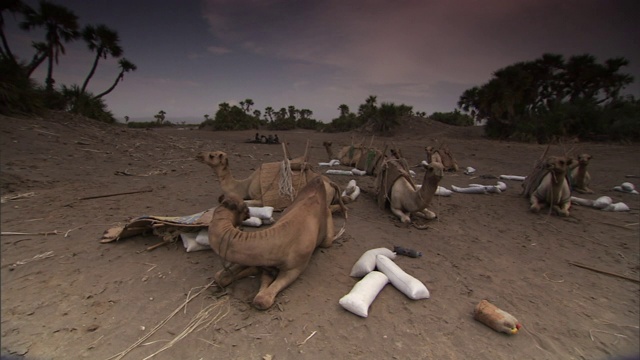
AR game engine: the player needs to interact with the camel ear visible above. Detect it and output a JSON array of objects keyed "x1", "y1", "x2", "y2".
[{"x1": 218, "y1": 194, "x2": 226, "y2": 204}]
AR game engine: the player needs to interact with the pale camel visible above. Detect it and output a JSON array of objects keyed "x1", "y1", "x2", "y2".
[
  {"x1": 208, "y1": 176, "x2": 346, "y2": 309},
  {"x1": 197, "y1": 150, "x2": 350, "y2": 211},
  {"x1": 528, "y1": 156, "x2": 574, "y2": 216},
  {"x1": 335, "y1": 144, "x2": 365, "y2": 167},
  {"x1": 569, "y1": 153, "x2": 593, "y2": 194},
  {"x1": 389, "y1": 162, "x2": 444, "y2": 224}
]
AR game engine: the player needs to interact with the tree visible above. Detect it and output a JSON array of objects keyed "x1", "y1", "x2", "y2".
[
  {"x1": 204, "y1": 114, "x2": 210, "y2": 121},
  {"x1": 92, "y1": 58, "x2": 136, "y2": 99},
  {"x1": 1, "y1": 0, "x2": 29, "y2": 64},
  {"x1": 20, "y1": 0, "x2": 80, "y2": 91},
  {"x1": 80, "y1": 24, "x2": 123, "y2": 93},
  {"x1": 457, "y1": 53, "x2": 636, "y2": 141},
  {"x1": 124, "y1": 115, "x2": 129, "y2": 123},
  {"x1": 264, "y1": 106, "x2": 274, "y2": 122},
  {"x1": 154, "y1": 110, "x2": 166, "y2": 124},
  {"x1": 338, "y1": 104, "x2": 350, "y2": 117}
]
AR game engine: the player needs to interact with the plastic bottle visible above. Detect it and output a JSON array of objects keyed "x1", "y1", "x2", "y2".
[{"x1": 393, "y1": 245, "x2": 422, "y2": 258}]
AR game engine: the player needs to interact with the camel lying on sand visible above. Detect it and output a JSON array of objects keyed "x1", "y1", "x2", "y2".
[
  {"x1": 377, "y1": 159, "x2": 444, "y2": 225},
  {"x1": 523, "y1": 155, "x2": 574, "y2": 216},
  {"x1": 425, "y1": 145, "x2": 459, "y2": 172},
  {"x1": 208, "y1": 176, "x2": 346, "y2": 309},
  {"x1": 569, "y1": 153, "x2": 593, "y2": 194},
  {"x1": 197, "y1": 150, "x2": 349, "y2": 211}
]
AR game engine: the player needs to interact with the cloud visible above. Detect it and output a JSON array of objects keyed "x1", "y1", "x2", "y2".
[{"x1": 207, "y1": 45, "x2": 232, "y2": 55}]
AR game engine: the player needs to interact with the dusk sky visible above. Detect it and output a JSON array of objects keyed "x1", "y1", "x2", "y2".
[{"x1": 4, "y1": 0, "x2": 640, "y2": 123}]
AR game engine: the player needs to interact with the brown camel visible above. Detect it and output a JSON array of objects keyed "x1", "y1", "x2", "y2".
[{"x1": 208, "y1": 176, "x2": 346, "y2": 309}]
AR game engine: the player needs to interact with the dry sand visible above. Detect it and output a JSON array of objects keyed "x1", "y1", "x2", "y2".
[{"x1": 1, "y1": 112, "x2": 638, "y2": 359}]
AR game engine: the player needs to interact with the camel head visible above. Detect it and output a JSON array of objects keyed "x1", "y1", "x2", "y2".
[
  {"x1": 322, "y1": 141, "x2": 332, "y2": 147},
  {"x1": 425, "y1": 146, "x2": 435, "y2": 155},
  {"x1": 423, "y1": 161, "x2": 444, "y2": 182},
  {"x1": 217, "y1": 193, "x2": 250, "y2": 226},
  {"x1": 545, "y1": 156, "x2": 572, "y2": 177},
  {"x1": 197, "y1": 151, "x2": 229, "y2": 170},
  {"x1": 576, "y1": 153, "x2": 592, "y2": 166}
]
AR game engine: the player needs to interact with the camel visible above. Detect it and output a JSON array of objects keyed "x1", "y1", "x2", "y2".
[
  {"x1": 425, "y1": 145, "x2": 459, "y2": 172},
  {"x1": 197, "y1": 150, "x2": 349, "y2": 211},
  {"x1": 569, "y1": 153, "x2": 593, "y2": 194},
  {"x1": 208, "y1": 176, "x2": 346, "y2": 309},
  {"x1": 322, "y1": 141, "x2": 335, "y2": 161},
  {"x1": 524, "y1": 155, "x2": 574, "y2": 216},
  {"x1": 377, "y1": 159, "x2": 444, "y2": 225}
]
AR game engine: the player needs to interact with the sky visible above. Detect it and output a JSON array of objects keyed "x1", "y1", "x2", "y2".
[{"x1": 4, "y1": 0, "x2": 640, "y2": 123}]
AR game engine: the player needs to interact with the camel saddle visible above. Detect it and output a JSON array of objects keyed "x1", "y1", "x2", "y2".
[{"x1": 375, "y1": 158, "x2": 414, "y2": 210}]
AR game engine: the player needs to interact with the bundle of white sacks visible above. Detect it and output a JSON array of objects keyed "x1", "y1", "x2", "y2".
[
  {"x1": 570, "y1": 196, "x2": 630, "y2": 212},
  {"x1": 339, "y1": 247, "x2": 430, "y2": 318}
]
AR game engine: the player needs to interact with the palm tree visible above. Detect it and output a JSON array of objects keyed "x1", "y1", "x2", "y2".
[
  {"x1": 93, "y1": 58, "x2": 136, "y2": 99},
  {"x1": 154, "y1": 110, "x2": 166, "y2": 124},
  {"x1": 26, "y1": 41, "x2": 48, "y2": 75},
  {"x1": 1, "y1": 0, "x2": 30, "y2": 64},
  {"x1": 264, "y1": 106, "x2": 274, "y2": 122},
  {"x1": 20, "y1": 0, "x2": 80, "y2": 91},
  {"x1": 80, "y1": 24, "x2": 123, "y2": 93},
  {"x1": 338, "y1": 104, "x2": 350, "y2": 117}
]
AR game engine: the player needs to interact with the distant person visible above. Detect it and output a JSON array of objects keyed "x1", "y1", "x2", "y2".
[
  {"x1": 267, "y1": 134, "x2": 275, "y2": 144},
  {"x1": 274, "y1": 134, "x2": 280, "y2": 144},
  {"x1": 254, "y1": 132, "x2": 260, "y2": 143}
]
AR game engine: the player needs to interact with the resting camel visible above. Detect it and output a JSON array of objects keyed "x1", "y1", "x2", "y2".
[
  {"x1": 379, "y1": 160, "x2": 444, "y2": 224},
  {"x1": 425, "y1": 145, "x2": 459, "y2": 172},
  {"x1": 208, "y1": 176, "x2": 346, "y2": 309},
  {"x1": 322, "y1": 141, "x2": 335, "y2": 161},
  {"x1": 569, "y1": 153, "x2": 593, "y2": 194},
  {"x1": 197, "y1": 151, "x2": 349, "y2": 211},
  {"x1": 525, "y1": 155, "x2": 574, "y2": 216},
  {"x1": 335, "y1": 144, "x2": 365, "y2": 167}
]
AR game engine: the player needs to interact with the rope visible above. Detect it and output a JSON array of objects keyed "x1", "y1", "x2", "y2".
[{"x1": 279, "y1": 158, "x2": 295, "y2": 201}]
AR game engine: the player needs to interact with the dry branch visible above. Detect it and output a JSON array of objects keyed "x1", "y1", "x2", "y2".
[
  {"x1": 77, "y1": 188, "x2": 153, "y2": 201},
  {"x1": 568, "y1": 261, "x2": 639, "y2": 283}
]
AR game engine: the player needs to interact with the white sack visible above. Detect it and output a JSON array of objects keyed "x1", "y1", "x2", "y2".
[
  {"x1": 571, "y1": 196, "x2": 594, "y2": 207},
  {"x1": 249, "y1": 206, "x2": 274, "y2": 220},
  {"x1": 376, "y1": 255, "x2": 430, "y2": 300},
  {"x1": 415, "y1": 185, "x2": 453, "y2": 197},
  {"x1": 464, "y1": 167, "x2": 476, "y2": 175},
  {"x1": 326, "y1": 169, "x2": 354, "y2": 176},
  {"x1": 603, "y1": 202, "x2": 630, "y2": 212},
  {"x1": 500, "y1": 175, "x2": 526, "y2": 181},
  {"x1": 451, "y1": 185, "x2": 493, "y2": 194},
  {"x1": 181, "y1": 230, "x2": 210, "y2": 252},
  {"x1": 351, "y1": 168, "x2": 366, "y2": 176},
  {"x1": 194, "y1": 228, "x2": 210, "y2": 246},
  {"x1": 242, "y1": 216, "x2": 262, "y2": 227},
  {"x1": 350, "y1": 248, "x2": 397, "y2": 278},
  {"x1": 339, "y1": 271, "x2": 389, "y2": 318},
  {"x1": 593, "y1": 196, "x2": 612, "y2": 209}
]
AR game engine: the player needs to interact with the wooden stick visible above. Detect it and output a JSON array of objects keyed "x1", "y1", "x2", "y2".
[
  {"x1": 147, "y1": 241, "x2": 169, "y2": 251},
  {"x1": 568, "y1": 261, "x2": 639, "y2": 283},
  {"x1": 78, "y1": 188, "x2": 153, "y2": 201}
]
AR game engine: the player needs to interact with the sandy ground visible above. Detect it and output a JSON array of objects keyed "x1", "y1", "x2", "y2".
[{"x1": 1, "y1": 111, "x2": 639, "y2": 360}]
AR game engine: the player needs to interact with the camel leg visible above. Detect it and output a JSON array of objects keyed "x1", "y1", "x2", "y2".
[
  {"x1": 414, "y1": 209, "x2": 437, "y2": 220},
  {"x1": 320, "y1": 208, "x2": 336, "y2": 248},
  {"x1": 257, "y1": 268, "x2": 277, "y2": 293},
  {"x1": 215, "y1": 264, "x2": 260, "y2": 287},
  {"x1": 253, "y1": 268, "x2": 304, "y2": 310},
  {"x1": 390, "y1": 207, "x2": 411, "y2": 223},
  {"x1": 529, "y1": 195, "x2": 543, "y2": 213},
  {"x1": 553, "y1": 201, "x2": 571, "y2": 217}
]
